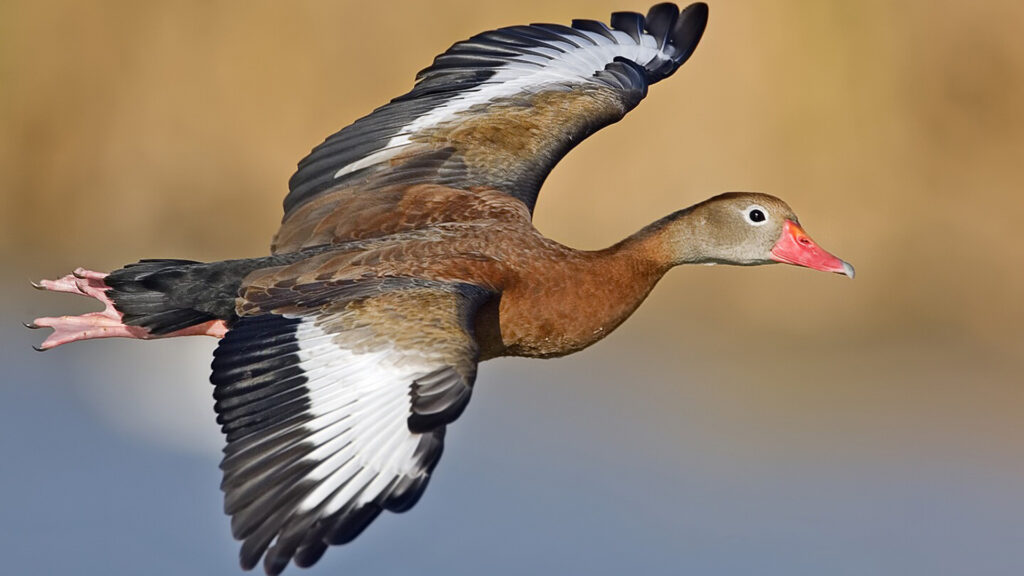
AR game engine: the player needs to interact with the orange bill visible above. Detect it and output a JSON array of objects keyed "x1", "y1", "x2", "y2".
[{"x1": 770, "y1": 220, "x2": 855, "y2": 278}]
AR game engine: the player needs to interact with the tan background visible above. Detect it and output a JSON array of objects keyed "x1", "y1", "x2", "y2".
[{"x1": 2, "y1": 2, "x2": 1022, "y2": 574}]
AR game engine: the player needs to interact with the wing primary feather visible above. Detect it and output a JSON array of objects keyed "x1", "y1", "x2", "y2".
[
  {"x1": 444, "y1": 43, "x2": 531, "y2": 58},
  {"x1": 223, "y1": 443, "x2": 320, "y2": 515},
  {"x1": 530, "y1": 23, "x2": 598, "y2": 47},
  {"x1": 293, "y1": 539, "x2": 329, "y2": 568},
  {"x1": 432, "y1": 54, "x2": 515, "y2": 70},
  {"x1": 645, "y1": 3, "x2": 681, "y2": 50},
  {"x1": 472, "y1": 28, "x2": 566, "y2": 52},
  {"x1": 670, "y1": 2, "x2": 709, "y2": 65},
  {"x1": 503, "y1": 24, "x2": 578, "y2": 47},
  {"x1": 571, "y1": 18, "x2": 620, "y2": 43},
  {"x1": 609, "y1": 11, "x2": 645, "y2": 43}
]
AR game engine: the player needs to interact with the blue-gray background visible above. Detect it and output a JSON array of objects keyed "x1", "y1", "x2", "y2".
[{"x1": 3, "y1": 1, "x2": 1022, "y2": 575}]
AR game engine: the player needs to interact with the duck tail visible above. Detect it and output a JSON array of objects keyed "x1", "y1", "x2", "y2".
[{"x1": 105, "y1": 259, "x2": 241, "y2": 335}]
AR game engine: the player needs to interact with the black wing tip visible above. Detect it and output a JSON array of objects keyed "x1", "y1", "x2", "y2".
[
  {"x1": 645, "y1": 3, "x2": 681, "y2": 49},
  {"x1": 683, "y1": 2, "x2": 710, "y2": 19},
  {"x1": 293, "y1": 540, "x2": 329, "y2": 568},
  {"x1": 671, "y1": 2, "x2": 709, "y2": 66},
  {"x1": 609, "y1": 11, "x2": 645, "y2": 44},
  {"x1": 607, "y1": 3, "x2": 708, "y2": 82}
]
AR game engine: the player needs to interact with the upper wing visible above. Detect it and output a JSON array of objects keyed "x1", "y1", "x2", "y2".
[
  {"x1": 211, "y1": 277, "x2": 492, "y2": 574},
  {"x1": 279, "y1": 3, "x2": 708, "y2": 232}
]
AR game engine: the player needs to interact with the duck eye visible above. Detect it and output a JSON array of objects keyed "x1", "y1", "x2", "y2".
[{"x1": 743, "y1": 205, "x2": 768, "y2": 225}]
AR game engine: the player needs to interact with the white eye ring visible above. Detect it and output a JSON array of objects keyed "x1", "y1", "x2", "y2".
[{"x1": 742, "y1": 204, "x2": 769, "y2": 226}]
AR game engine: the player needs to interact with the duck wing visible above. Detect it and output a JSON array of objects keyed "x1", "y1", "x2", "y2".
[
  {"x1": 212, "y1": 276, "x2": 492, "y2": 574},
  {"x1": 274, "y1": 3, "x2": 708, "y2": 253}
]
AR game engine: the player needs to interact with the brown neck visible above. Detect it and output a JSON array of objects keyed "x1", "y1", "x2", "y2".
[{"x1": 486, "y1": 224, "x2": 673, "y2": 359}]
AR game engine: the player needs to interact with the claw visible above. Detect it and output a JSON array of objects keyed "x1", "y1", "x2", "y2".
[
  {"x1": 30, "y1": 279, "x2": 44, "y2": 290},
  {"x1": 32, "y1": 345, "x2": 46, "y2": 352},
  {"x1": 23, "y1": 321, "x2": 39, "y2": 329}
]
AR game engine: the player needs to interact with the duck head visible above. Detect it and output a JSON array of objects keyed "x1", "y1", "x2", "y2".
[{"x1": 659, "y1": 192, "x2": 854, "y2": 278}]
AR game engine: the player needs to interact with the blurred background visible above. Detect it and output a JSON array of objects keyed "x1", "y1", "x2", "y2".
[{"x1": 3, "y1": 1, "x2": 1023, "y2": 574}]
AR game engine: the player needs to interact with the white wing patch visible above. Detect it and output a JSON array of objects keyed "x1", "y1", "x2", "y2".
[
  {"x1": 288, "y1": 319, "x2": 435, "y2": 513},
  {"x1": 331, "y1": 29, "x2": 666, "y2": 180}
]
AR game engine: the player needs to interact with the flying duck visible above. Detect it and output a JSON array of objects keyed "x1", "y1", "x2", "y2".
[{"x1": 29, "y1": 3, "x2": 853, "y2": 574}]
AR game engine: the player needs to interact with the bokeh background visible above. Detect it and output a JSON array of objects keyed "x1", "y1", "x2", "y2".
[{"x1": 3, "y1": 1, "x2": 1023, "y2": 574}]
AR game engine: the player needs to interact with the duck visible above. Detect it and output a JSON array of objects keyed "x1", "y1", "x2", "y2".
[{"x1": 28, "y1": 3, "x2": 853, "y2": 574}]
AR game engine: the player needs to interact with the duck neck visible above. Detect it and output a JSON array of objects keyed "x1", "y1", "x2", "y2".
[
  {"x1": 486, "y1": 227, "x2": 667, "y2": 359},
  {"x1": 609, "y1": 208, "x2": 705, "y2": 272}
]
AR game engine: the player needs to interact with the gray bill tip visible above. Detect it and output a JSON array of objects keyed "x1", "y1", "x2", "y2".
[{"x1": 841, "y1": 260, "x2": 855, "y2": 279}]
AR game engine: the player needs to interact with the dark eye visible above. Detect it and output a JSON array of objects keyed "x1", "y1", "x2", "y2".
[{"x1": 742, "y1": 204, "x2": 769, "y2": 225}]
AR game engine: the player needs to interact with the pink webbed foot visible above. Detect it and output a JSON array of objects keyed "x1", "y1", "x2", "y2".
[{"x1": 28, "y1": 268, "x2": 227, "y2": 351}]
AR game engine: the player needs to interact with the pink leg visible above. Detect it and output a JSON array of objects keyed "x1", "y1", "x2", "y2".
[{"x1": 28, "y1": 268, "x2": 227, "y2": 351}]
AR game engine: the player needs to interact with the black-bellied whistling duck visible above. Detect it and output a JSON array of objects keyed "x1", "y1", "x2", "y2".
[{"x1": 28, "y1": 3, "x2": 853, "y2": 574}]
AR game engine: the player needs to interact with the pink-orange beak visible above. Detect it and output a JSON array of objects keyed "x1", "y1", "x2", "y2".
[{"x1": 770, "y1": 220, "x2": 854, "y2": 278}]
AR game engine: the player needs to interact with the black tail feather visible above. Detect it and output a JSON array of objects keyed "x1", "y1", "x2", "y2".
[
  {"x1": 105, "y1": 259, "x2": 235, "y2": 335},
  {"x1": 104, "y1": 249, "x2": 334, "y2": 335}
]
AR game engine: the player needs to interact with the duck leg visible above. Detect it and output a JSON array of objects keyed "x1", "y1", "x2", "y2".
[{"x1": 28, "y1": 268, "x2": 227, "y2": 351}]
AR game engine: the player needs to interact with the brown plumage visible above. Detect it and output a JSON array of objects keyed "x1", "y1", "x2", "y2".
[{"x1": 29, "y1": 4, "x2": 854, "y2": 575}]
